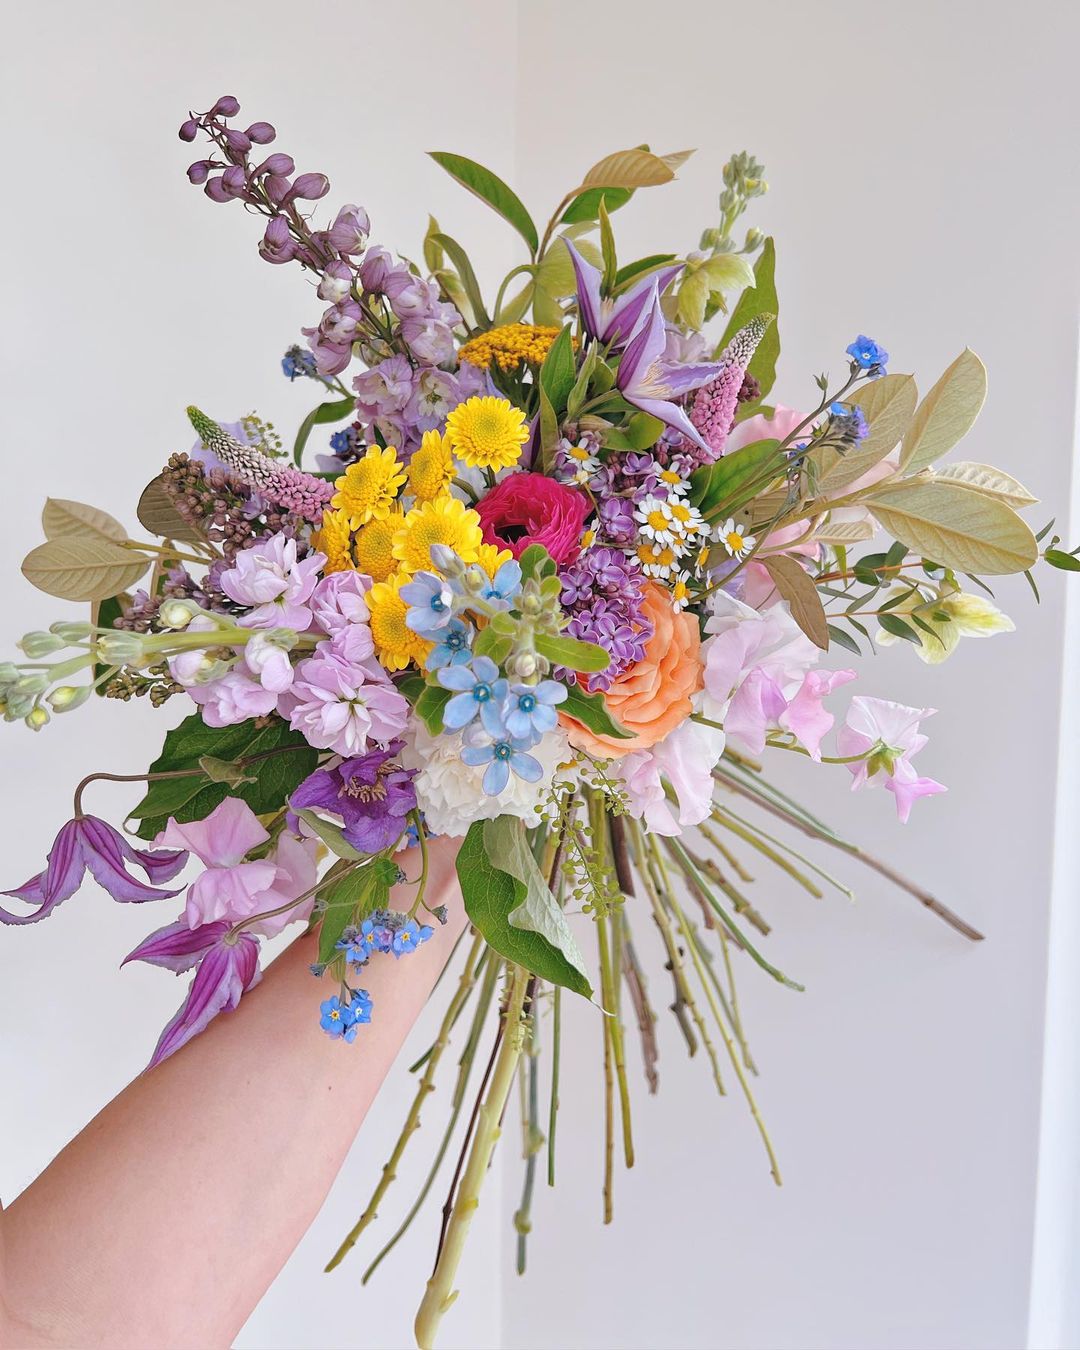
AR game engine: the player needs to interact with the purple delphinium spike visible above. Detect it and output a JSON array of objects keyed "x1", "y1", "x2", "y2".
[
  {"x1": 1, "y1": 817, "x2": 187, "y2": 925},
  {"x1": 135, "y1": 927, "x2": 262, "y2": 1069},
  {"x1": 687, "y1": 315, "x2": 773, "y2": 464},
  {"x1": 565, "y1": 241, "x2": 682, "y2": 349}
]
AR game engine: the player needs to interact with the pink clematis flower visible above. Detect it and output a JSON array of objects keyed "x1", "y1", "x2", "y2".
[
  {"x1": 155, "y1": 798, "x2": 319, "y2": 936},
  {"x1": 702, "y1": 593, "x2": 855, "y2": 759},
  {"x1": 835, "y1": 696, "x2": 946, "y2": 823}
]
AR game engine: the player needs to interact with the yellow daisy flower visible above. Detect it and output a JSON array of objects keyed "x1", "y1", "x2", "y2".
[
  {"x1": 407, "y1": 430, "x2": 455, "y2": 503},
  {"x1": 444, "y1": 396, "x2": 529, "y2": 472},
  {"x1": 365, "y1": 573, "x2": 432, "y2": 672},
  {"x1": 392, "y1": 496, "x2": 483, "y2": 575},
  {"x1": 332, "y1": 445, "x2": 407, "y2": 528},
  {"x1": 353, "y1": 509, "x2": 404, "y2": 583},
  {"x1": 311, "y1": 508, "x2": 355, "y2": 574},
  {"x1": 475, "y1": 541, "x2": 514, "y2": 581}
]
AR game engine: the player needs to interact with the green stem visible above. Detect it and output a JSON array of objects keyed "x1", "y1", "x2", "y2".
[{"x1": 547, "y1": 985, "x2": 561, "y2": 1187}]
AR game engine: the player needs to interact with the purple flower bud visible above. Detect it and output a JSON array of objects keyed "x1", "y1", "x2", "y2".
[
  {"x1": 358, "y1": 245, "x2": 395, "y2": 294},
  {"x1": 327, "y1": 203, "x2": 371, "y2": 255},
  {"x1": 204, "y1": 176, "x2": 232, "y2": 204},
  {"x1": 303, "y1": 327, "x2": 353, "y2": 377},
  {"x1": 258, "y1": 152, "x2": 294, "y2": 177},
  {"x1": 211, "y1": 95, "x2": 240, "y2": 117},
  {"x1": 318, "y1": 259, "x2": 354, "y2": 303},
  {"x1": 187, "y1": 159, "x2": 212, "y2": 185},
  {"x1": 265, "y1": 174, "x2": 293, "y2": 206},
  {"x1": 246, "y1": 121, "x2": 276, "y2": 144},
  {"x1": 290, "y1": 172, "x2": 331, "y2": 202},
  {"x1": 223, "y1": 128, "x2": 252, "y2": 154},
  {"x1": 259, "y1": 216, "x2": 297, "y2": 265},
  {"x1": 178, "y1": 117, "x2": 199, "y2": 142},
  {"x1": 221, "y1": 164, "x2": 248, "y2": 197}
]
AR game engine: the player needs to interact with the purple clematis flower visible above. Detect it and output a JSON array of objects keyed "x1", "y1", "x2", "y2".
[
  {"x1": 290, "y1": 743, "x2": 417, "y2": 854},
  {"x1": 566, "y1": 241, "x2": 682, "y2": 349},
  {"x1": 615, "y1": 285, "x2": 725, "y2": 454},
  {"x1": 1, "y1": 816, "x2": 187, "y2": 925},
  {"x1": 124, "y1": 919, "x2": 261, "y2": 1068}
]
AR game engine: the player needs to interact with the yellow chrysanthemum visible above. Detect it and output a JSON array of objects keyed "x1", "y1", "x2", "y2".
[
  {"x1": 407, "y1": 430, "x2": 455, "y2": 503},
  {"x1": 458, "y1": 323, "x2": 571, "y2": 373},
  {"x1": 392, "y1": 496, "x2": 484, "y2": 575},
  {"x1": 475, "y1": 541, "x2": 514, "y2": 581},
  {"x1": 365, "y1": 574, "x2": 432, "y2": 672},
  {"x1": 353, "y1": 509, "x2": 404, "y2": 583},
  {"x1": 331, "y1": 445, "x2": 406, "y2": 528},
  {"x1": 311, "y1": 508, "x2": 355, "y2": 574},
  {"x1": 444, "y1": 396, "x2": 529, "y2": 472}
]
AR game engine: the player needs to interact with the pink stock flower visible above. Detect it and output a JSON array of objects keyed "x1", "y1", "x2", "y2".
[
  {"x1": 616, "y1": 721, "x2": 726, "y2": 837},
  {"x1": 702, "y1": 593, "x2": 855, "y2": 759},
  {"x1": 835, "y1": 696, "x2": 946, "y2": 823},
  {"x1": 185, "y1": 667, "x2": 279, "y2": 726},
  {"x1": 155, "y1": 798, "x2": 319, "y2": 936},
  {"x1": 219, "y1": 535, "x2": 325, "y2": 629},
  {"x1": 278, "y1": 629, "x2": 407, "y2": 755},
  {"x1": 310, "y1": 570, "x2": 373, "y2": 637}
]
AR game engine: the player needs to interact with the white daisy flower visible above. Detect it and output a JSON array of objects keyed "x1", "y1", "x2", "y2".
[
  {"x1": 656, "y1": 466, "x2": 690, "y2": 497},
  {"x1": 561, "y1": 441, "x2": 600, "y2": 484},
  {"x1": 665, "y1": 498, "x2": 708, "y2": 541},
  {"x1": 634, "y1": 540, "x2": 682, "y2": 579},
  {"x1": 634, "y1": 494, "x2": 678, "y2": 544},
  {"x1": 717, "y1": 518, "x2": 756, "y2": 559},
  {"x1": 670, "y1": 569, "x2": 693, "y2": 611}
]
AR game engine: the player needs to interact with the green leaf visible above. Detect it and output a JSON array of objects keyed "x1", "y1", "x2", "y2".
[
  {"x1": 676, "y1": 270, "x2": 709, "y2": 329},
  {"x1": 690, "y1": 438, "x2": 783, "y2": 516},
  {"x1": 457, "y1": 821, "x2": 592, "y2": 998},
  {"x1": 472, "y1": 628, "x2": 513, "y2": 664},
  {"x1": 538, "y1": 325, "x2": 577, "y2": 417},
  {"x1": 295, "y1": 809, "x2": 365, "y2": 862},
  {"x1": 826, "y1": 623, "x2": 861, "y2": 655},
  {"x1": 428, "y1": 151, "x2": 539, "y2": 254},
  {"x1": 813, "y1": 374, "x2": 918, "y2": 492},
  {"x1": 292, "y1": 396, "x2": 354, "y2": 468},
  {"x1": 699, "y1": 252, "x2": 756, "y2": 294},
  {"x1": 561, "y1": 186, "x2": 633, "y2": 224},
  {"x1": 414, "y1": 684, "x2": 451, "y2": 735},
  {"x1": 598, "y1": 198, "x2": 617, "y2": 292},
  {"x1": 1044, "y1": 548, "x2": 1080, "y2": 572},
  {"x1": 535, "y1": 632, "x2": 611, "y2": 674},
  {"x1": 900, "y1": 349, "x2": 988, "y2": 473},
  {"x1": 877, "y1": 613, "x2": 922, "y2": 645},
  {"x1": 518, "y1": 543, "x2": 555, "y2": 582},
  {"x1": 561, "y1": 684, "x2": 632, "y2": 739},
  {"x1": 431, "y1": 232, "x2": 491, "y2": 329},
  {"x1": 717, "y1": 237, "x2": 779, "y2": 405},
  {"x1": 864, "y1": 479, "x2": 1039, "y2": 576},
  {"x1": 90, "y1": 594, "x2": 126, "y2": 694},
  {"x1": 317, "y1": 867, "x2": 367, "y2": 964},
  {"x1": 129, "y1": 713, "x2": 317, "y2": 840},
  {"x1": 613, "y1": 253, "x2": 677, "y2": 292},
  {"x1": 600, "y1": 412, "x2": 664, "y2": 452},
  {"x1": 396, "y1": 672, "x2": 426, "y2": 704}
]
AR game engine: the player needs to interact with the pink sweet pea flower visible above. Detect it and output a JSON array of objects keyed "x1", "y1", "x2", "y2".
[
  {"x1": 835, "y1": 696, "x2": 947, "y2": 822},
  {"x1": 616, "y1": 721, "x2": 726, "y2": 837},
  {"x1": 702, "y1": 593, "x2": 855, "y2": 759}
]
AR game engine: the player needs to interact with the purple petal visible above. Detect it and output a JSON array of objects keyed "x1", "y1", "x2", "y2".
[
  {"x1": 659, "y1": 359, "x2": 726, "y2": 396},
  {"x1": 565, "y1": 240, "x2": 604, "y2": 340},
  {"x1": 616, "y1": 285, "x2": 665, "y2": 393},
  {"x1": 79, "y1": 817, "x2": 186, "y2": 904},
  {"x1": 604, "y1": 264, "x2": 682, "y2": 347},
  {"x1": 123, "y1": 919, "x2": 231, "y2": 973},
  {"x1": 0, "y1": 820, "x2": 85, "y2": 924},
  {"x1": 147, "y1": 935, "x2": 261, "y2": 1069},
  {"x1": 625, "y1": 394, "x2": 713, "y2": 455},
  {"x1": 127, "y1": 843, "x2": 188, "y2": 885}
]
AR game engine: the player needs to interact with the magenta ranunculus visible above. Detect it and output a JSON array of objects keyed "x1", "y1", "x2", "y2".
[{"x1": 475, "y1": 473, "x2": 589, "y2": 566}]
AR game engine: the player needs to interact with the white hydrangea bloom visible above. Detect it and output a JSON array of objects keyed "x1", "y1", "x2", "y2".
[{"x1": 402, "y1": 721, "x2": 572, "y2": 838}]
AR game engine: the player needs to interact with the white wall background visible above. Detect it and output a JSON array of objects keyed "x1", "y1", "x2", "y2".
[{"x1": 2, "y1": 3, "x2": 1079, "y2": 1349}]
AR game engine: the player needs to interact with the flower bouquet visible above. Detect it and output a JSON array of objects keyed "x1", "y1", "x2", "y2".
[{"x1": 3, "y1": 95, "x2": 1074, "y2": 1348}]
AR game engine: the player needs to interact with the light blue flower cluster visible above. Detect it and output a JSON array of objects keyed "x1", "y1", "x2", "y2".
[
  {"x1": 319, "y1": 991, "x2": 373, "y2": 1042},
  {"x1": 845, "y1": 335, "x2": 889, "y2": 375},
  {"x1": 401, "y1": 552, "x2": 523, "y2": 668},
  {"x1": 319, "y1": 910, "x2": 434, "y2": 1041}
]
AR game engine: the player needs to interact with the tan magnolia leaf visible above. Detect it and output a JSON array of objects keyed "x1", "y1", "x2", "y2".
[
  {"x1": 580, "y1": 149, "x2": 676, "y2": 190},
  {"x1": 22, "y1": 537, "x2": 152, "y2": 601},
  {"x1": 41, "y1": 498, "x2": 127, "y2": 545},
  {"x1": 659, "y1": 149, "x2": 695, "y2": 173},
  {"x1": 762, "y1": 554, "x2": 829, "y2": 649},
  {"x1": 136, "y1": 477, "x2": 203, "y2": 542},
  {"x1": 814, "y1": 374, "x2": 918, "y2": 492},
  {"x1": 863, "y1": 479, "x2": 1038, "y2": 575},
  {"x1": 931, "y1": 461, "x2": 1038, "y2": 509},
  {"x1": 812, "y1": 519, "x2": 876, "y2": 544},
  {"x1": 900, "y1": 349, "x2": 987, "y2": 473}
]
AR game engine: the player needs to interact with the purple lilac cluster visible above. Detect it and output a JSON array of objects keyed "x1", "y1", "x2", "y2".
[
  {"x1": 583, "y1": 447, "x2": 696, "y2": 545},
  {"x1": 559, "y1": 547, "x2": 654, "y2": 693},
  {"x1": 180, "y1": 96, "x2": 462, "y2": 382}
]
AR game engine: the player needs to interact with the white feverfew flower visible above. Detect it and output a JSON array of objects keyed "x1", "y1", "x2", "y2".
[
  {"x1": 634, "y1": 495, "x2": 679, "y2": 545},
  {"x1": 401, "y1": 721, "x2": 573, "y2": 838},
  {"x1": 655, "y1": 466, "x2": 690, "y2": 498},
  {"x1": 717, "y1": 517, "x2": 756, "y2": 559}
]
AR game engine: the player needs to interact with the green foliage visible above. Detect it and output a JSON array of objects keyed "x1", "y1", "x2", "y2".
[
  {"x1": 316, "y1": 858, "x2": 401, "y2": 966},
  {"x1": 129, "y1": 713, "x2": 317, "y2": 840},
  {"x1": 456, "y1": 820, "x2": 592, "y2": 997},
  {"x1": 538, "y1": 326, "x2": 577, "y2": 417},
  {"x1": 430, "y1": 232, "x2": 491, "y2": 328},
  {"x1": 518, "y1": 543, "x2": 556, "y2": 583},
  {"x1": 613, "y1": 254, "x2": 677, "y2": 292},
  {"x1": 428, "y1": 152, "x2": 539, "y2": 255},
  {"x1": 690, "y1": 438, "x2": 782, "y2": 517},
  {"x1": 534, "y1": 632, "x2": 611, "y2": 673},
  {"x1": 1044, "y1": 548, "x2": 1080, "y2": 572},
  {"x1": 561, "y1": 186, "x2": 633, "y2": 224},
  {"x1": 292, "y1": 396, "x2": 354, "y2": 467},
  {"x1": 414, "y1": 684, "x2": 451, "y2": 734},
  {"x1": 560, "y1": 684, "x2": 632, "y2": 739}
]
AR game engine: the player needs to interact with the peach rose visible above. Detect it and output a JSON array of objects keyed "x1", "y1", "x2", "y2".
[{"x1": 560, "y1": 582, "x2": 702, "y2": 758}]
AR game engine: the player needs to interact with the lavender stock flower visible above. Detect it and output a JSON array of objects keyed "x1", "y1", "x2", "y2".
[{"x1": 1, "y1": 817, "x2": 187, "y2": 925}]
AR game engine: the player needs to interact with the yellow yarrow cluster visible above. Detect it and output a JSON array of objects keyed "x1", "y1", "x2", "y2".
[
  {"x1": 444, "y1": 396, "x2": 528, "y2": 472},
  {"x1": 458, "y1": 323, "x2": 570, "y2": 372}
]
